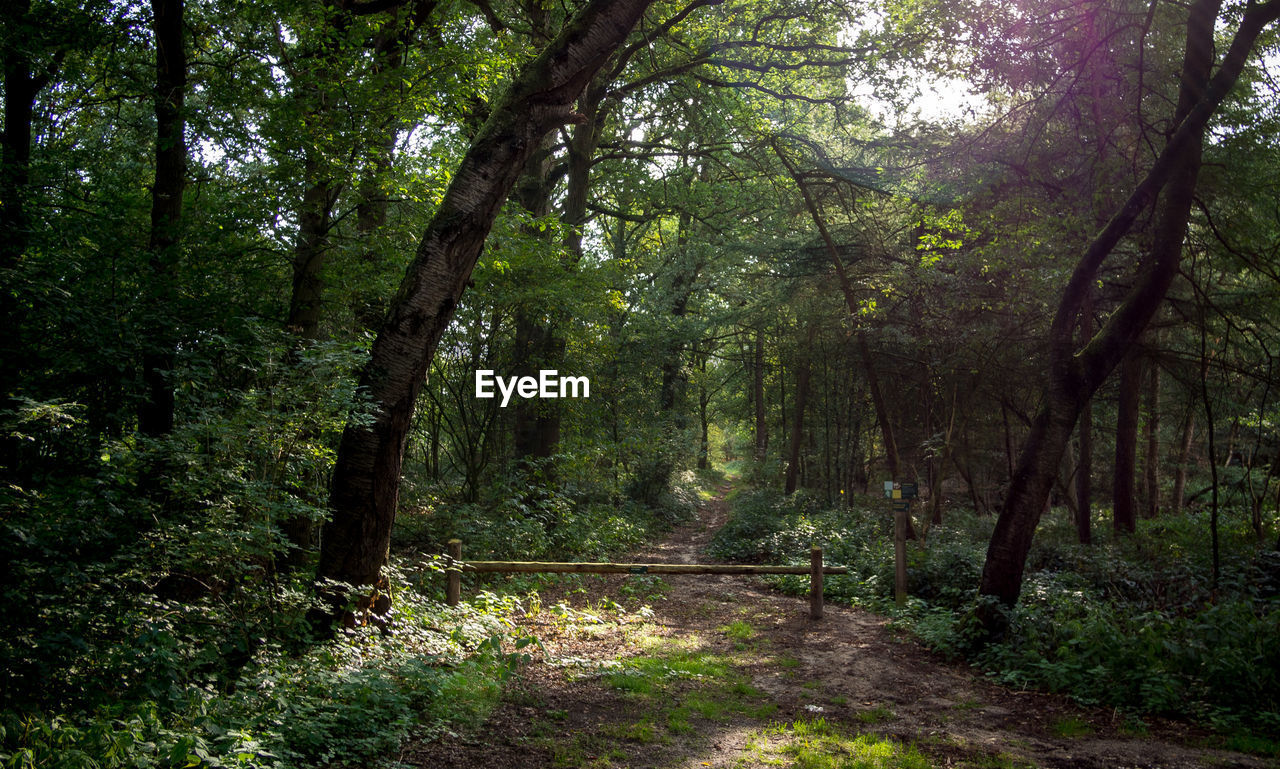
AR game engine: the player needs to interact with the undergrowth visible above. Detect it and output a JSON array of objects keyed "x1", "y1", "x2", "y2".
[{"x1": 0, "y1": 568, "x2": 531, "y2": 768}]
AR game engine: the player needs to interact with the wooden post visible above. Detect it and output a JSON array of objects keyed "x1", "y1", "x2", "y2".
[
  {"x1": 446, "y1": 538, "x2": 461, "y2": 606},
  {"x1": 894, "y1": 505, "x2": 907, "y2": 606},
  {"x1": 810, "y1": 545, "x2": 824, "y2": 619}
]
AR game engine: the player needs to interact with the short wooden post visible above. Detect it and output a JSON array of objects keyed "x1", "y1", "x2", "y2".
[
  {"x1": 809, "y1": 545, "x2": 824, "y2": 619},
  {"x1": 446, "y1": 539, "x2": 462, "y2": 607},
  {"x1": 894, "y1": 506, "x2": 907, "y2": 607}
]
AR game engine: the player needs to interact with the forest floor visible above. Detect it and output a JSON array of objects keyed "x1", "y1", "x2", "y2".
[{"x1": 400, "y1": 487, "x2": 1278, "y2": 769}]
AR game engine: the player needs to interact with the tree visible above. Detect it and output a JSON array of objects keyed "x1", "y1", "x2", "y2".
[
  {"x1": 0, "y1": 0, "x2": 69, "y2": 418},
  {"x1": 977, "y1": 0, "x2": 1280, "y2": 615},
  {"x1": 317, "y1": 0, "x2": 657, "y2": 612},
  {"x1": 138, "y1": 0, "x2": 188, "y2": 440},
  {"x1": 1112, "y1": 350, "x2": 1142, "y2": 534}
]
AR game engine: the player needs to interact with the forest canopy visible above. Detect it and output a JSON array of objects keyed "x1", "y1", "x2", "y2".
[{"x1": 3, "y1": 0, "x2": 1280, "y2": 766}]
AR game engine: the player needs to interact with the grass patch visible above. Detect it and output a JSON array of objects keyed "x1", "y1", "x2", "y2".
[
  {"x1": 667, "y1": 708, "x2": 695, "y2": 734},
  {"x1": 720, "y1": 619, "x2": 758, "y2": 647},
  {"x1": 606, "y1": 670, "x2": 659, "y2": 695},
  {"x1": 741, "y1": 717, "x2": 931, "y2": 768},
  {"x1": 1203, "y1": 731, "x2": 1280, "y2": 757},
  {"x1": 1050, "y1": 716, "x2": 1094, "y2": 738},
  {"x1": 855, "y1": 705, "x2": 896, "y2": 724},
  {"x1": 603, "y1": 719, "x2": 660, "y2": 744}
]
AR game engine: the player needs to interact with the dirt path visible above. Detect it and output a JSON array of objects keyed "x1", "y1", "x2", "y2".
[{"x1": 404, "y1": 487, "x2": 1276, "y2": 769}]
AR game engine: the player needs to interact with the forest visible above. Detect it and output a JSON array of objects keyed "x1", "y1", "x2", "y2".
[{"x1": 2, "y1": 0, "x2": 1280, "y2": 766}]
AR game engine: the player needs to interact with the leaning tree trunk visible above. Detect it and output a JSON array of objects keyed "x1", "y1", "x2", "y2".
[
  {"x1": 978, "y1": 0, "x2": 1280, "y2": 613},
  {"x1": 317, "y1": 0, "x2": 654, "y2": 608}
]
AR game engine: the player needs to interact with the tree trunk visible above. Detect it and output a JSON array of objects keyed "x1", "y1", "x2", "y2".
[
  {"x1": 1223, "y1": 416, "x2": 1240, "y2": 468},
  {"x1": 1001, "y1": 399, "x2": 1016, "y2": 482},
  {"x1": 290, "y1": 2, "x2": 433, "y2": 336},
  {"x1": 281, "y1": 147, "x2": 338, "y2": 565},
  {"x1": 698, "y1": 386, "x2": 710, "y2": 470},
  {"x1": 1075, "y1": 290, "x2": 1094, "y2": 544},
  {"x1": 1200, "y1": 309, "x2": 1221, "y2": 588},
  {"x1": 287, "y1": 165, "x2": 337, "y2": 339},
  {"x1": 978, "y1": 0, "x2": 1278, "y2": 613},
  {"x1": 754, "y1": 329, "x2": 767, "y2": 460},
  {"x1": 785, "y1": 327, "x2": 815, "y2": 495},
  {"x1": 1245, "y1": 357, "x2": 1272, "y2": 538},
  {"x1": 562, "y1": 79, "x2": 607, "y2": 259},
  {"x1": 1143, "y1": 355, "x2": 1161, "y2": 518},
  {"x1": 512, "y1": 313, "x2": 562, "y2": 461},
  {"x1": 1113, "y1": 352, "x2": 1142, "y2": 534},
  {"x1": 511, "y1": 135, "x2": 561, "y2": 464},
  {"x1": 138, "y1": 0, "x2": 187, "y2": 439},
  {"x1": 513, "y1": 84, "x2": 607, "y2": 467},
  {"x1": 285, "y1": 3, "x2": 430, "y2": 566},
  {"x1": 0, "y1": 2, "x2": 62, "y2": 474},
  {"x1": 697, "y1": 351, "x2": 709, "y2": 471},
  {"x1": 285, "y1": 2, "x2": 347, "y2": 340},
  {"x1": 1172, "y1": 405, "x2": 1195, "y2": 515},
  {"x1": 0, "y1": 0, "x2": 51, "y2": 273},
  {"x1": 772, "y1": 141, "x2": 903, "y2": 480},
  {"x1": 856, "y1": 334, "x2": 902, "y2": 479},
  {"x1": 928, "y1": 393, "x2": 956, "y2": 527},
  {"x1": 318, "y1": 0, "x2": 654, "y2": 607}
]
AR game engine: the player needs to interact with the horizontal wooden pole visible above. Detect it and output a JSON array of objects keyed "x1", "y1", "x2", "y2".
[{"x1": 454, "y1": 560, "x2": 849, "y2": 575}]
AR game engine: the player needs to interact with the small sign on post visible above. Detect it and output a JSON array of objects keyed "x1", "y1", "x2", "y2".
[{"x1": 886, "y1": 481, "x2": 910, "y2": 607}]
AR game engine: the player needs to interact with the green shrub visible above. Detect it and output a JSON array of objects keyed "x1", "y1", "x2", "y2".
[{"x1": 0, "y1": 566, "x2": 528, "y2": 768}]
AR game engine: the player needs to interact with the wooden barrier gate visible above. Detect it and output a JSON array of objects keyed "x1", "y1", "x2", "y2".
[{"x1": 442, "y1": 539, "x2": 849, "y2": 619}]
